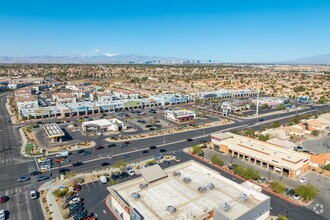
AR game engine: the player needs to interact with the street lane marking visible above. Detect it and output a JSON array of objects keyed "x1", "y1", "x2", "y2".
[{"x1": 103, "y1": 210, "x2": 107, "y2": 214}]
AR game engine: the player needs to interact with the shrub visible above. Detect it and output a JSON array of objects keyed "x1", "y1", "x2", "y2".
[
  {"x1": 63, "y1": 212, "x2": 70, "y2": 219},
  {"x1": 294, "y1": 185, "x2": 319, "y2": 201},
  {"x1": 192, "y1": 145, "x2": 203, "y2": 155},
  {"x1": 270, "y1": 181, "x2": 286, "y2": 194},
  {"x1": 231, "y1": 164, "x2": 260, "y2": 180},
  {"x1": 211, "y1": 155, "x2": 224, "y2": 166},
  {"x1": 52, "y1": 188, "x2": 68, "y2": 198}
]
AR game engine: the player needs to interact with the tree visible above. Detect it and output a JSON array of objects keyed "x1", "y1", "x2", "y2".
[
  {"x1": 272, "y1": 121, "x2": 281, "y2": 128},
  {"x1": 276, "y1": 104, "x2": 286, "y2": 110},
  {"x1": 114, "y1": 159, "x2": 127, "y2": 170},
  {"x1": 294, "y1": 185, "x2": 319, "y2": 201},
  {"x1": 270, "y1": 181, "x2": 286, "y2": 194},
  {"x1": 52, "y1": 188, "x2": 68, "y2": 198},
  {"x1": 278, "y1": 215, "x2": 289, "y2": 220},
  {"x1": 261, "y1": 104, "x2": 269, "y2": 109},
  {"x1": 245, "y1": 128, "x2": 255, "y2": 137},
  {"x1": 211, "y1": 155, "x2": 224, "y2": 166},
  {"x1": 311, "y1": 130, "x2": 320, "y2": 136},
  {"x1": 258, "y1": 134, "x2": 270, "y2": 142},
  {"x1": 232, "y1": 164, "x2": 260, "y2": 180},
  {"x1": 322, "y1": 164, "x2": 330, "y2": 171},
  {"x1": 192, "y1": 145, "x2": 203, "y2": 155}
]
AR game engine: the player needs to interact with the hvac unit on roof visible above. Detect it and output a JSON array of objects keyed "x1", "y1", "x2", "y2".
[
  {"x1": 166, "y1": 205, "x2": 177, "y2": 213},
  {"x1": 131, "y1": 193, "x2": 140, "y2": 199},
  {"x1": 139, "y1": 183, "x2": 148, "y2": 189},
  {"x1": 198, "y1": 186, "x2": 207, "y2": 192},
  {"x1": 240, "y1": 193, "x2": 248, "y2": 202},
  {"x1": 173, "y1": 171, "x2": 181, "y2": 176},
  {"x1": 208, "y1": 183, "x2": 215, "y2": 190},
  {"x1": 183, "y1": 177, "x2": 191, "y2": 183},
  {"x1": 221, "y1": 203, "x2": 230, "y2": 212}
]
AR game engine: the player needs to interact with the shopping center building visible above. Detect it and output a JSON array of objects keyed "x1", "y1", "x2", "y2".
[
  {"x1": 106, "y1": 161, "x2": 270, "y2": 220},
  {"x1": 211, "y1": 132, "x2": 310, "y2": 179}
]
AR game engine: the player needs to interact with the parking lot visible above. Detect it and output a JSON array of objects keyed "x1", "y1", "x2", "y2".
[{"x1": 77, "y1": 181, "x2": 115, "y2": 220}]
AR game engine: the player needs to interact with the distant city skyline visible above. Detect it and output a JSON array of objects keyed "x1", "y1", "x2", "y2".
[{"x1": 1, "y1": 0, "x2": 330, "y2": 62}]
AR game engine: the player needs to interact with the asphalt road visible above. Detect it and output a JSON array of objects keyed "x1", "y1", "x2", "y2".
[
  {"x1": 0, "y1": 92, "x2": 43, "y2": 220},
  {"x1": 0, "y1": 90, "x2": 329, "y2": 220}
]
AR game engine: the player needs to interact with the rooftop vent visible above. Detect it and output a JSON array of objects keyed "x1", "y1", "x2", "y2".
[
  {"x1": 240, "y1": 193, "x2": 248, "y2": 202},
  {"x1": 198, "y1": 186, "x2": 207, "y2": 192},
  {"x1": 131, "y1": 193, "x2": 140, "y2": 199},
  {"x1": 183, "y1": 177, "x2": 191, "y2": 183},
  {"x1": 173, "y1": 171, "x2": 181, "y2": 177},
  {"x1": 221, "y1": 203, "x2": 230, "y2": 212},
  {"x1": 139, "y1": 183, "x2": 148, "y2": 189},
  {"x1": 166, "y1": 205, "x2": 177, "y2": 213},
  {"x1": 208, "y1": 183, "x2": 215, "y2": 190}
]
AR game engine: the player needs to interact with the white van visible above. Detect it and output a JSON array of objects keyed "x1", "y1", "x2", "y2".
[{"x1": 99, "y1": 176, "x2": 108, "y2": 184}]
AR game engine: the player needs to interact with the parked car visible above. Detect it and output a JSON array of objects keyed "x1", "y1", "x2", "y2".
[
  {"x1": 30, "y1": 190, "x2": 38, "y2": 200},
  {"x1": 293, "y1": 194, "x2": 301, "y2": 201},
  {"x1": 159, "y1": 149, "x2": 167, "y2": 153},
  {"x1": 68, "y1": 197, "x2": 81, "y2": 205},
  {"x1": 126, "y1": 169, "x2": 135, "y2": 176},
  {"x1": 72, "y1": 162, "x2": 84, "y2": 167},
  {"x1": 111, "y1": 173, "x2": 120, "y2": 180},
  {"x1": 35, "y1": 175, "x2": 49, "y2": 181},
  {"x1": 258, "y1": 177, "x2": 266, "y2": 183},
  {"x1": 73, "y1": 184, "x2": 81, "y2": 192},
  {"x1": 0, "y1": 209, "x2": 5, "y2": 220},
  {"x1": 119, "y1": 172, "x2": 129, "y2": 179},
  {"x1": 163, "y1": 160, "x2": 171, "y2": 166},
  {"x1": 99, "y1": 176, "x2": 108, "y2": 184},
  {"x1": 17, "y1": 176, "x2": 31, "y2": 182},
  {"x1": 65, "y1": 195, "x2": 79, "y2": 204},
  {"x1": 299, "y1": 176, "x2": 308, "y2": 183},
  {"x1": 285, "y1": 189, "x2": 295, "y2": 197},
  {"x1": 55, "y1": 157, "x2": 65, "y2": 163}
]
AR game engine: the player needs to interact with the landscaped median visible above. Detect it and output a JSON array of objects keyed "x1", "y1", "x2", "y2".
[{"x1": 184, "y1": 148, "x2": 319, "y2": 207}]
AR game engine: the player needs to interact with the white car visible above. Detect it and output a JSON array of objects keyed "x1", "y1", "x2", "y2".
[
  {"x1": 299, "y1": 177, "x2": 308, "y2": 183},
  {"x1": 30, "y1": 190, "x2": 38, "y2": 200},
  {"x1": 0, "y1": 209, "x2": 5, "y2": 220},
  {"x1": 68, "y1": 197, "x2": 81, "y2": 205},
  {"x1": 293, "y1": 194, "x2": 301, "y2": 201},
  {"x1": 127, "y1": 169, "x2": 135, "y2": 176}
]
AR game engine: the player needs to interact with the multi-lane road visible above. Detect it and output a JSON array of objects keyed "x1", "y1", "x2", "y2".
[{"x1": 0, "y1": 91, "x2": 329, "y2": 220}]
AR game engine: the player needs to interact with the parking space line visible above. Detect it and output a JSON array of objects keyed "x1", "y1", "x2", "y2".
[
  {"x1": 85, "y1": 184, "x2": 90, "y2": 190},
  {"x1": 92, "y1": 181, "x2": 97, "y2": 188}
]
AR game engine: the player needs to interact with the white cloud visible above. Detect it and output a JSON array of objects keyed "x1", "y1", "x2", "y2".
[{"x1": 104, "y1": 53, "x2": 119, "y2": 57}]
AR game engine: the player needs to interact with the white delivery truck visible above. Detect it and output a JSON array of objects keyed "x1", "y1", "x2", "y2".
[
  {"x1": 56, "y1": 151, "x2": 69, "y2": 157},
  {"x1": 99, "y1": 176, "x2": 108, "y2": 184}
]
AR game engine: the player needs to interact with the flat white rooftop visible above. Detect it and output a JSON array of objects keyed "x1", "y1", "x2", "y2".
[
  {"x1": 82, "y1": 119, "x2": 112, "y2": 127},
  {"x1": 43, "y1": 123, "x2": 64, "y2": 138},
  {"x1": 109, "y1": 160, "x2": 269, "y2": 220},
  {"x1": 212, "y1": 132, "x2": 309, "y2": 164}
]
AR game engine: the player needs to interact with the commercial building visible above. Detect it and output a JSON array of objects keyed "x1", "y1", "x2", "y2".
[
  {"x1": 211, "y1": 132, "x2": 310, "y2": 179},
  {"x1": 52, "y1": 92, "x2": 77, "y2": 103},
  {"x1": 251, "y1": 97, "x2": 287, "y2": 107},
  {"x1": 43, "y1": 123, "x2": 65, "y2": 142},
  {"x1": 165, "y1": 109, "x2": 196, "y2": 122},
  {"x1": 106, "y1": 161, "x2": 270, "y2": 220},
  {"x1": 81, "y1": 118, "x2": 126, "y2": 133},
  {"x1": 221, "y1": 100, "x2": 251, "y2": 116},
  {"x1": 15, "y1": 95, "x2": 38, "y2": 109},
  {"x1": 113, "y1": 89, "x2": 139, "y2": 99}
]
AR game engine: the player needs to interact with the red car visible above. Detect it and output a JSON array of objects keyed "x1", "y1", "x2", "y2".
[
  {"x1": 0, "y1": 196, "x2": 8, "y2": 203},
  {"x1": 73, "y1": 184, "x2": 81, "y2": 191},
  {"x1": 96, "y1": 146, "x2": 105, "y2": 150}
]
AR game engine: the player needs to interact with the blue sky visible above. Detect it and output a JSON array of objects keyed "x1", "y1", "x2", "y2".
[{"x1": 1, "y1": 0, "x2": 330, "y2": 62}]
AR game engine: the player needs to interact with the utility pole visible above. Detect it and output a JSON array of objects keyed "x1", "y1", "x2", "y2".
[{"x1": 256, "y1": 82, "x2": 260, "y2": 116}]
